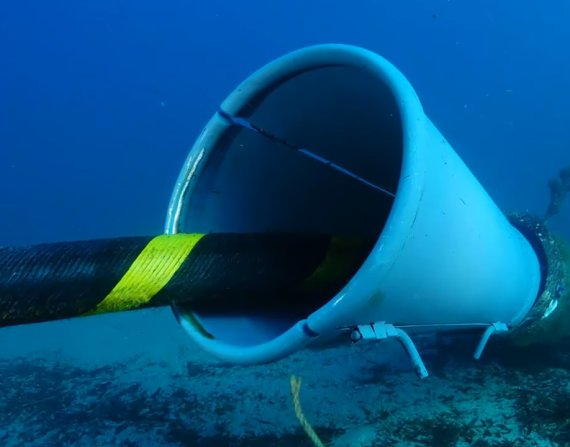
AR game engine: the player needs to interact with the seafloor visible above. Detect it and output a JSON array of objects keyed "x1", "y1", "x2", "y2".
[{"x1": 1, "y1": 308, "x2": 569, "y2": 447}]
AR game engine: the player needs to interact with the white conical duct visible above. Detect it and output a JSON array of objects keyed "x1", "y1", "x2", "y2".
[{"x1": 165, "y1": 44, "x2": 542, "y2": 372}]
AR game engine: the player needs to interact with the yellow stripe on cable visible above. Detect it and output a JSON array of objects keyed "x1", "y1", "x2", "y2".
[
  {"x1": 298, "y1": 236, "x2": 361, "y2": 292},
  {"x1": 85, "y1": 233, "x2": 204, "y2": 315}
]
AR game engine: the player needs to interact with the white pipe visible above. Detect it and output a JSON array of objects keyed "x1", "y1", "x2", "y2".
[
  {"x1": 166, "y1": 44, "x2": 542, "y2": 368},
  {"x1": 393, "y1": 327, "x2": 429, "y2": 379}
]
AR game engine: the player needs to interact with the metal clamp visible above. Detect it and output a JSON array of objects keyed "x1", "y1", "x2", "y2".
[
  {"x1": 347, "y1": 322, "x2": 429, "y2": 379},
  {"x1": 473, "y1": 322, "x2": 508, "y2": 360}
]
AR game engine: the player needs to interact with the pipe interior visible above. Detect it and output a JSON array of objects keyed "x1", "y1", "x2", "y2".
[{"x1": 181, "y1": 66, "x2": 404, "y2": 346}]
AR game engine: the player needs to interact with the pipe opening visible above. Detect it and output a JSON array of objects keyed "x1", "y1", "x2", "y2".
[{"x1": 177, "y1": 66, "x2": 404, "y2": 347}]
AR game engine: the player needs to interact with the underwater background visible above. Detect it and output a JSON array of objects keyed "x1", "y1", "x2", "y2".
[{"x1": 1, "y1": 0, "x2": 570, "y2": 446}]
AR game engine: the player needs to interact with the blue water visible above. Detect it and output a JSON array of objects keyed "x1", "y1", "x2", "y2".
[{"x1": 1, "y1": 1, "x2": 569, "y2": 446}]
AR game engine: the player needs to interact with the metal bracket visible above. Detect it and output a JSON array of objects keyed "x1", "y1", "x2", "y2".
[
  {"x1": 473, "y1": 322, "x2": 508, "y2": 360},
  {"x1": 347, "y1": 322, "x2": 429, "y2": 379}
]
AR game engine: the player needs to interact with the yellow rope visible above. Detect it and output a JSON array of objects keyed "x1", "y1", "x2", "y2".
[{"x1": 289, "y1": 375, "x2": 325, "y2": 447}]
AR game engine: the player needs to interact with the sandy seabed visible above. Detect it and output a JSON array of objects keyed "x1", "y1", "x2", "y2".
[{"x1": 1, "y1": 308, "x2": 569, "y2": 447}]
